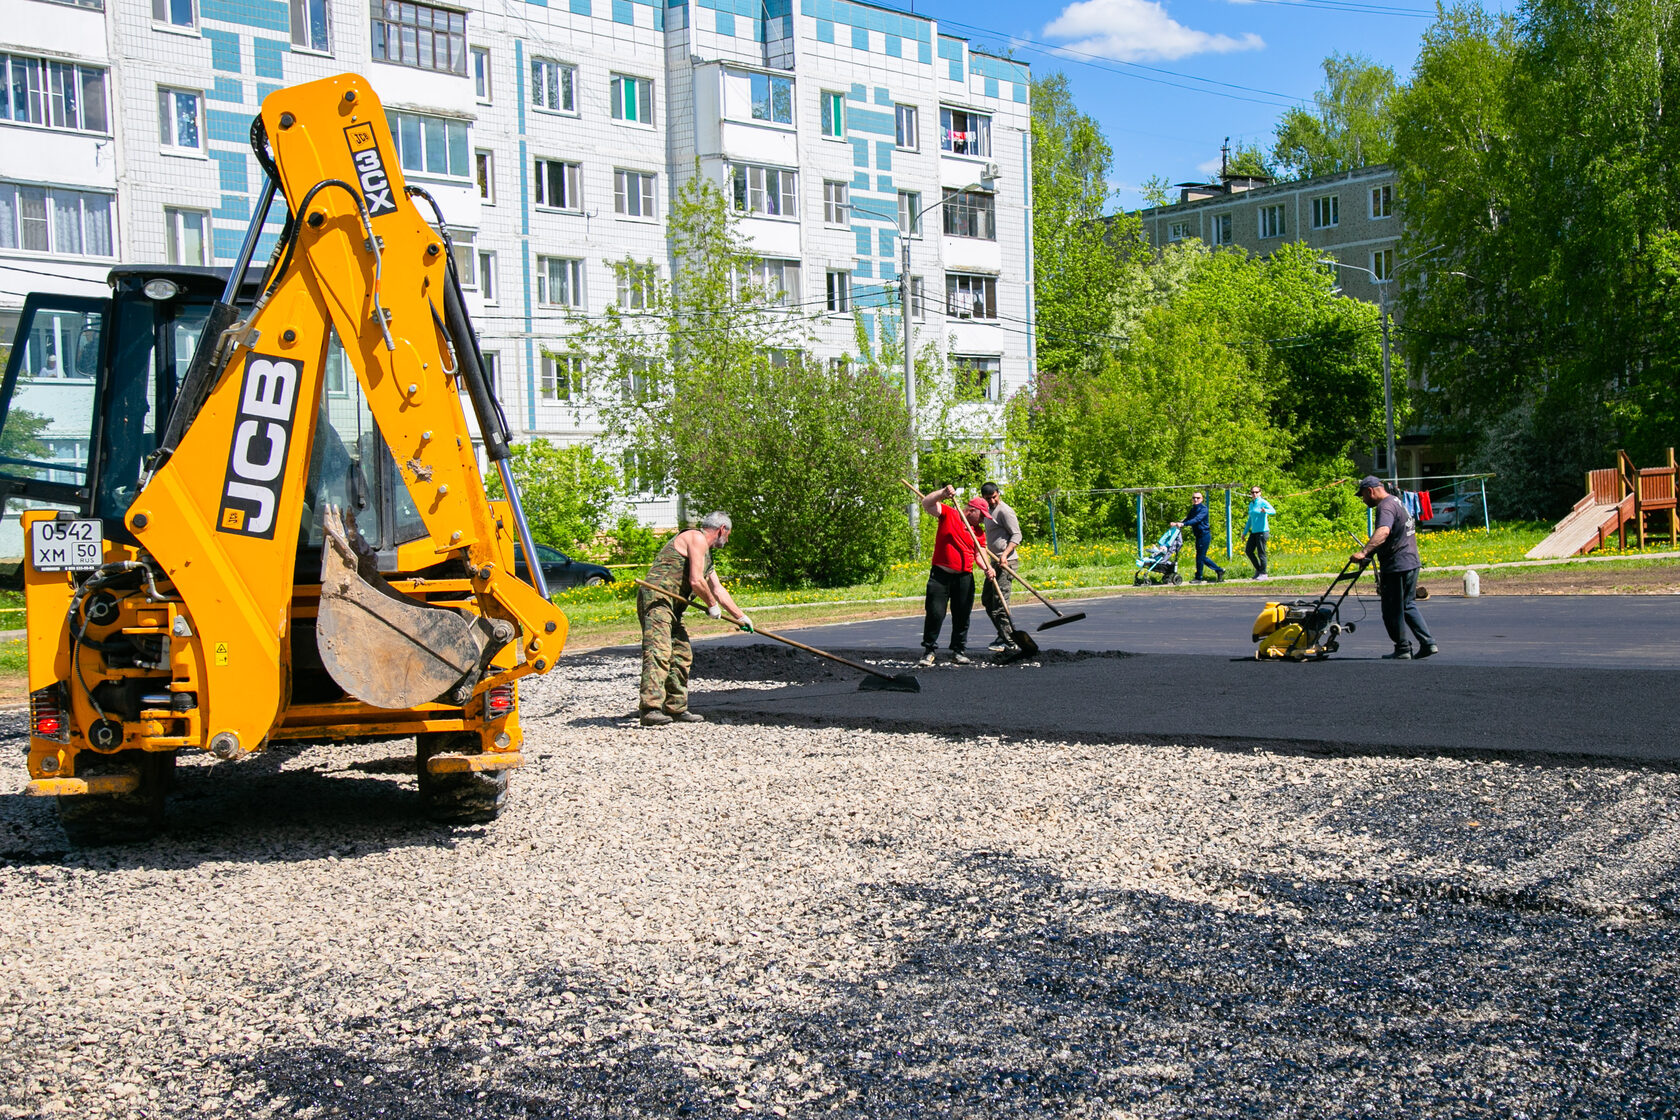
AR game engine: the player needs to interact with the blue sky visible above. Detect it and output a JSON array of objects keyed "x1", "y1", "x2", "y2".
[{"x1": 903, "y1": 0, "x2": 1516, "y2": 211}]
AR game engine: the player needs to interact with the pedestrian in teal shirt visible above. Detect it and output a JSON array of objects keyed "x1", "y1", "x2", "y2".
[{"x1": 1244, "y1": 485, "x2": 1277, "y2": 579}]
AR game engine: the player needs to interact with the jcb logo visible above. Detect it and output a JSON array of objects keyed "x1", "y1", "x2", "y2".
[
  {"x1": 217, "y1": 354, "x2": 301, "y2": 540},
  {"x1": 344, "y1": 123, "x2": 397, "y2": 217}
]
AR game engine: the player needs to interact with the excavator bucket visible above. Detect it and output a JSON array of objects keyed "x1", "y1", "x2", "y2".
[{"x1": 315, "y1": 505, "x2": 496, "y2": 709}]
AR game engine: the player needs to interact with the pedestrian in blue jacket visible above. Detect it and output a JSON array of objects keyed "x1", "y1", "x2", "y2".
[{"x1": 1172, "y1": 491, "x2": 1225, "y2": 583}]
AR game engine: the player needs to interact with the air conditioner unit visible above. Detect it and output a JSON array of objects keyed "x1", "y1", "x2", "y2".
[{"x1": 982, "y1": 162, "x2": 1001, "y2": 182}]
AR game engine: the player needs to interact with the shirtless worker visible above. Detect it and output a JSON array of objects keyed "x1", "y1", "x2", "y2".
[{"x1": 636, "y1": 512, "x2": 753, "y2": 726}]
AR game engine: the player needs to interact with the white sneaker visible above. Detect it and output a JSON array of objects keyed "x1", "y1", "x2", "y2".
[
  {"x1": 1255, "y1": 573, "x2": 1268, "y2": 581},
  {"x1": 917, "y1": 652, "x2": 936, "y2": 668},
  {"x1": 951, "y1": 652, "x2": 973, "y2": 665}
]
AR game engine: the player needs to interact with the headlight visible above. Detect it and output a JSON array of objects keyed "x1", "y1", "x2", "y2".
[{"x1": 142, "y1": 278, "x2": 180, "y2": 300}]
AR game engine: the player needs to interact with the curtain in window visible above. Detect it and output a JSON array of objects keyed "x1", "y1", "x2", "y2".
[
  {"x1": 82, "y1": 194, "x2": 112, "y2": 257},
  {"x1": 0, "y1": 186, "x2": 14, "y2": 250},
  {"x1": 17, "y1": 187, "x2": 47, "y2": 251},
  {"x1": 51, "y1": 192, "x2": 82, "y2": 255}
]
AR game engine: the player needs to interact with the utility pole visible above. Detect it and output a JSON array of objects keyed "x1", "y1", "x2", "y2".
[
  {"x1": 901, "y1": 228, "x2": 919, "y2": 551},
  {"x1": 1378, "y1": 285, "x2": 1397, "y2": 490}
]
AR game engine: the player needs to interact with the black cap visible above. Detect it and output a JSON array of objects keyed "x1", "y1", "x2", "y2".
[{"x1": 1356, "y1": 475, "x2": 1383, "y2": 492}]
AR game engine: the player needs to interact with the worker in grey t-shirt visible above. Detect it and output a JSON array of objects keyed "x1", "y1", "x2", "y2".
[
  {"x1": 980, "y1": 481, "x2": 1023, "y2": 652},
  {"x1": 1350, "y1": 475, "x2": 1437, "y2": 660}
]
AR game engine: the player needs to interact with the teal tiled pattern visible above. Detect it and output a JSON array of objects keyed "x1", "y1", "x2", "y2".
[
  {"x1": 201, "y1": 0, "x2": 288, "y2": 33},
  {"x1": 253, "y1": 37, "x2": 288, "y2": 79},
  {"x1": 204, "y1": 29, "x2": 240, "y2": 72}
]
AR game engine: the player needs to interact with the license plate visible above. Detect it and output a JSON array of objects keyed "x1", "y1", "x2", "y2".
[{"x1": 31, "y1": 519, "x2": 103, "y2": 572}]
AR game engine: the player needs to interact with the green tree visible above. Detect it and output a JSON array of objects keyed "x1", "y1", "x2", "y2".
[
  {"x1": 0, "y1": 407, "x2": 49, "y2": 466},
  {"x1": 491, "y1": 439, "x2": 618, "y2": 556},
  {"x1": 1139, "y1": 174, "x2": 1174, "y2": 208},
  {"x1": 567, "y1": 170, "x2": 913, "y2": 587},
  {"x1": 1272, "y1": 53, "x2": 1399, "y2": 179},
  {"x1": 1226, "y1": 142, "x2": 1275, "y2": 180}
]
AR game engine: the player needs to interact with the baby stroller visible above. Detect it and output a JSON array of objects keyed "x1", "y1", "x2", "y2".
[{"x1": 1134, "y1": 526, "x2": 1185, "y2": 585}]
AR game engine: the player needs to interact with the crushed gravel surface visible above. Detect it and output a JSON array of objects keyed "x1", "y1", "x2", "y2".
[{"x1": 2, "y1": 646, "x2": 1678, "y2": 1119}]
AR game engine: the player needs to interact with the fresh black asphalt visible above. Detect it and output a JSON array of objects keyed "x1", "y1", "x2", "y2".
[{"x1": 692, "y1": 590, "x2": 1680, "y2": 762}]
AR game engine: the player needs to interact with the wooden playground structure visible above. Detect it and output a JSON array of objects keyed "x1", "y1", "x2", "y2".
[{"x1": 1527, "y1": 448, "x2": 1679, "y2": 559}]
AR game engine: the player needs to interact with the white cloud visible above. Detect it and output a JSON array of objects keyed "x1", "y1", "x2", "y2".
[
  {"x1": 1196, "y1": 157, "x2": 1223, "y2": 176},
  {"x1": 1043, "y1": 0, "x2": 1264, "y2": 63}
]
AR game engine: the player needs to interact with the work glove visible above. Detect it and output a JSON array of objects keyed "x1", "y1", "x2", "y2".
[
  {"x1": 737, "y1": 616, "x2": 754, "y2": 634},
  {"x1": 707, "y1": 602, "x2": 723, "y2": 619}
]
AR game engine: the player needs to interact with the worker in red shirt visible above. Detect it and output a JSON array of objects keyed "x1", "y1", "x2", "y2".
[{"x1": 916, "y1": 485, "x2": 996, "y2": 667}]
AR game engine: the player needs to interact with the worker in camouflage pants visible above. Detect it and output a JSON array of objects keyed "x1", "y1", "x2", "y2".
[{"x1": 636, "y1": 511, "x2": 753, "y2": 726}]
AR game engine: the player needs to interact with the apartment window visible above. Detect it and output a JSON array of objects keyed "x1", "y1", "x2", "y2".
[
  {"x1": 611, "y1": 75, "x2": 654, "y2": 125},
  {"x1": 730, "y1": 164, "x2": 797, "y2": 218},
  {"x1": 820, "y1": 90, "x2": 845, "y2": 139},
  {"x1": 1258, "y1": 204, "x2": 1284, "y2": 239},
  {"x1": 531, "y1": 58, "x2": 575, "y2": 113},
  {"x1": 158, "y1": 88, "x2": 202, "y2": 150},
  {"x1": 737, "y1": 258, "x2": 801, "y2": 305},
  {"x1": 616, "y1": 263, "x2": 657, "y2": 310},
  {"x1": 908, "y1": 275, "x2": 925, "y2": 319},
  {"x1": 291, "y1": 0, "x2": 330, "y2": 51},
  {"x1": 622, "y1": 445, "x2": 659, "y2": 490},
  {"x1": 387, "y1": 111, "x2": 469, "y2": 178},
  {"x1": 477, "y1": 249, "x2": 496, "y2": 302},
  {"x1": 471, "y1": 46, "x2": 490, "y2": 100},
  {"x1": 823, "y1": 180, "x2": 849, "y2": 226},
  {"x1": 449, "y1": 229, "x2": 476, "y2": 287},
  {"x1": 0, "y1": 56, "x2": 110, "y2": 134},
  {"x1": 895, "y1": 103, "x2": 918, "y2": 150},
  {"x1": 164, "y1": 207, "x2": 208, "y2": 265},
  {"x1": 540, "y1": 353, "x2": 584, "y2": 400},
  {"x1": 370, "y1": 0, "x2": 467, "y2": 76},
  {"x1": 827, "y1": 356, "x2": 851, "y2": 376},
  {"x1": 749, "y1": 71, "x2": 793, "y2": 123},
  {"x1": 1209, "y1": 213, "x2": 1232, "y2": 246},
  {"x1": 946, "y1": 274, "x2": 997, "y2": 320},
  {"x1": 613, "y1": 170, "x2": 656, "y2": 218},
  {"x1": 475, "y1": 150, "x2": 494, "y2": 202},
  {"x1": 826, "y1": 270, "x2": 851, "y2": 313},
  {"x1": 1166, "y1": 221, "x2": 1190, "y2": 242},
  {"x1": 533, "y1": 158, "x2": 582, "y2": 210},
  {"x1": 898, "y1": 190, "x2": 922, "y2": 237},
  {"x1": 152, "y1": 0, "x2": 195, "y2": 28},
  {"x1": 952, "y1": 355, "x2": 1000, "y2": 402},
  {"x1": 1371, "y1": 183, "x2": 1394, "y2": 219},
  {"x1": 1311, "y1": 195, "x2": 1339, "y2": 229},
  {"x1": 536, "y1": 256, "x2": 584, "y2": 307},
  {"x1": 1372, "y1": 248, "x2": 1395, "y2": 282},
  {"x1": 0, "y1": 182, "x2": 115, "y2": 257},
  {"x1": 942, "y1": 188, "x2": 995, "y2": 240},
  {"x1": 940, "y1": 107, "x2": 991, "y2": 157}
]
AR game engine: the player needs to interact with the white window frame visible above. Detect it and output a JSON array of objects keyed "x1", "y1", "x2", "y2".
[
  {"x1": 152, "y1": 0, "x2": 196, "y2": 30},
  {"x1": 825, "y1": 270, "x2": 851, "y2": 314},
  {"x1": 894, "y1": 103, "x2": 918, "y2": 151},
  {"x1": 0, "y1": 181, "x2": 116, "y2": 258},
  {"x1": 533, "y1": 158, "x2": 582, "y2": 211},
  {"x1": 939, "y1": 106, "x2": 991, "y2": 157},
  {"x1": 370, "y1": 0, "x2": 467, "y2": 76},
  {"x1": 898, "y1": 190, "x2": 922, "y2": 238},
  {"x1": 823, "y1": 180, "x2": 850, "y2": 227},
  {"x1": 0, "y1": 57, "x2": 111, "y2": 135},
  {"x1": 1210, "y1": 213, "x2": 1233, "y2": 246},
  {"x1": 157, "y1": 87, "x2": 203, "y2": 152},
  {"x1": 1371, "y1": 183, "x2": 1395, "y2": 219},
  {"x1": 531, "y1": 58, "x2": 576, "y2": 114},
  {"x1": 164, "y1": 207, "x2": 209, "y2": 265},
  {"x1": 729, "y1": 164, "x2": 798, "y2": 220},
  {"x1": 475, "y1": 149, "x2": 495, "y2": 203},
  {"x1": 613, "y1": 169, "x2": 656, "y2": 219},
  {"x1": 1311, "y1": 194, "x2": 1339, "y2": 230},
  {"x1": 952, "y1": 354, "x2": 1001, "y2": 402},
  {"x1": 909, "y1": 275, "x2": 925, "y2": 320},
  {"x1": 1257, "y1": 204, "x2": 1285, "y2": 240},
  {"x1": 946, "y1": 273, "x2": 997, "y2": 320},
  {"x1": 820, "y1": 90, "x2": 845, "y2": 140},
  {"x1": 1371, "y1": 248, "x2": 1395, "y2": 283},
  {"x1": 540, "y1": 352, "x2": 584, "y2": 401},
  {"x1": 611, "y1": 74, "x2": 655, "y2": 126},
  {"x1": 387, "y1": 110, "x2": 471, "y2": 180},
  {"x1": 480, "y1": 350, "x2": 499, "y2": 397},
  {"x1": 290, "y1": 0, "x2": 331, "y2": 52},
  {"x1": 942, "y1": 188, "x2": 995, "y2": 240},
  {"x1": 471, "y1": 46, "x2": 491, "y2": 101},
  {"x1": 1166, "y1": 221, "x2": 1190, "y2": 243},
  {"x1": 536, "y1": 255, "x2": 585, "y2": 308},
  {"x1": 477, "y1": 249, "x2": 497, "y2": 303},
  {"x1": 731, "y1": 69, "x2": 793, "y2": 125},
  {"x1": 737, "y1": 258, "x2": 801, "y2": 305},
  {"x1": 616, "y1": 264, "x2": 658, "y2": 311}
]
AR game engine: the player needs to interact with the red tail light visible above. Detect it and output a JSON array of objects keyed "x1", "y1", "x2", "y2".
[
  {"x1": 31, "y1": 686, "x2": 68, "y2": 742},
  {"x1": 486, "y1": 683, "x2": 516, "y2": 718}
]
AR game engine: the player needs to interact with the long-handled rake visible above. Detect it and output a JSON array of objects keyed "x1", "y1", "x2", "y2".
[
  {"x1": 1005, "y1": 567, "x2": 1089, "y2": 632},
  {"x1": 632, "y1": 580, "x2": 921, "y2": 693}
]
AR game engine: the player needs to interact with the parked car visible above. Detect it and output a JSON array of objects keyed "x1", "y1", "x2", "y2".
[
  {"x1": 1419, "y1": 489, "x2": 1483, "y2": 530},
  {"x1": 514, "y1": 543, "x2": 614, "y2": 590}
]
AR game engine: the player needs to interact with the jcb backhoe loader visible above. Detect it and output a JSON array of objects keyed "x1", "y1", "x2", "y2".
[{"x1": 0, "y1": 75, "x2": 568, "y2": 843}]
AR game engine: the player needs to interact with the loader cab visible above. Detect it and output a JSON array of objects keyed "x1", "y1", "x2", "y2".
[{"x1": 0, "y1": 266, "x2": 427, "y2": 568}]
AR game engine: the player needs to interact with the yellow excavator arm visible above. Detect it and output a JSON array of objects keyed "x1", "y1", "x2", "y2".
[{"x1": 126, "y1": 74, "x2": 565, "y2": 757}]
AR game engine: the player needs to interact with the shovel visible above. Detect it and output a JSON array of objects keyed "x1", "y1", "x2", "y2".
[
  {"x1": 901, "y1": 481, "x2": 1039, "y2": 659},
  {"x1": 632, "y1": 580, "x2": 921, "y2": 693}
]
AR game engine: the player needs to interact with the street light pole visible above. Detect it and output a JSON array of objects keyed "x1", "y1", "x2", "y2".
[{"x1": 1377, "y1": 284, "x2": 1397, "y2": 491}]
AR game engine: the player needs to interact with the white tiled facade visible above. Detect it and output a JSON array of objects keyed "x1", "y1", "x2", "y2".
[{"x1": 0, "y1": 0, "x2": 1034, "y2": 524}]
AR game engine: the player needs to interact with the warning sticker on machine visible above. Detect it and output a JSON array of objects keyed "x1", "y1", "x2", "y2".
[
  {"x1": 344, "y1": 122, "x2": 398, "y2": 218},
  {"x1": 213, "y1": 642, "x2": 230, "y2": 666}
]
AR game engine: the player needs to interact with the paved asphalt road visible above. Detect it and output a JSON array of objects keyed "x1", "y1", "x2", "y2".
[{"x1": 691, "y1": 592, "x2": 1680, "y2": 762}]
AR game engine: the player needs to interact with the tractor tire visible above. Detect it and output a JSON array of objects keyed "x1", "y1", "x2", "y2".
[
  {"x1": 416, "y1": 732, "x2": 510, "y2": 824},
  {"x1": 57, "y1": 750, "x2": 174, "y2": 846}
]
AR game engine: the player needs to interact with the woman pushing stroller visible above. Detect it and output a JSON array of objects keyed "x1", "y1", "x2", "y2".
[{"x1": 1171, "y1": 491, "x2": 1225, "y2": 583}]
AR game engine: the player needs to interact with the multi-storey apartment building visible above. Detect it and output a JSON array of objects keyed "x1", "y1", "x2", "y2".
[{"x1": 0, "y1": 0, "x2": 1033, "y2": 527}]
